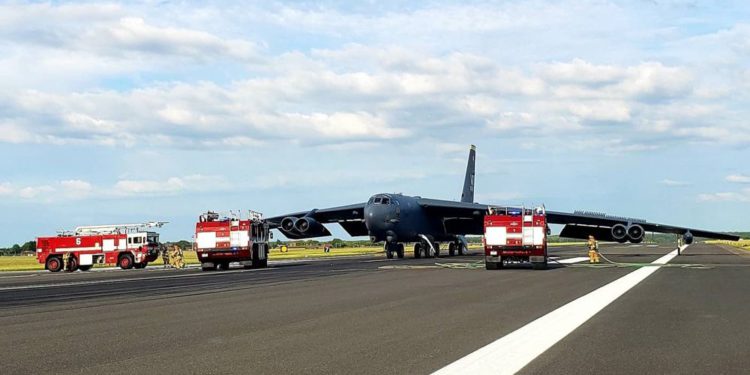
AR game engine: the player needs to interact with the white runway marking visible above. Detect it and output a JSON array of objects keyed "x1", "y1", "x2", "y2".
[
  {"x1": 553, "y1": 257, "x2": 590, "y2": 264},
  {"x1": 434, "y1": 247, "x2": 684, "y2": 375}
]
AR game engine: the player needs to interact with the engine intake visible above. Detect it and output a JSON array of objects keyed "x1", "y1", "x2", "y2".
[
  {"x1": 627, "y1": 224, "x2": 645, "y2": 243},
  {"x1": 683, "y1": 232, "x2": 694, "y2": 245},
  {"x1": 295, "y1": 217, "x2": 319, "y2": 233},
  {"x1": 280, "y1": 217, "x2": 298, "y2": 232},
  {"x1": 611, "y1": 224, "x2": 628, "y2": 243}
]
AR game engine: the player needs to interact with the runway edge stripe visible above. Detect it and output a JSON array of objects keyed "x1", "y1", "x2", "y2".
[{"x1": 433, "y1": 247, "x2": 684, "y2": 375}]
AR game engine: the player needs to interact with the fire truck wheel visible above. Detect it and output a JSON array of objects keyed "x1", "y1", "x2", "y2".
[
  {"x1": 414, "y1": 243, "x2": 422, "y2": 259},
  {"x1": 118, "y1": 254, "x2": 134, "y2": 270},
  {"x1": 78, "y1": 265, "x2": 92, "y2": 271},
  {"x1": 397, "y1": 244, "x2": 405, "y2": 259},
  {"x1": 202, "y1": 263, "x2": 217, "y2": 271},
  {"x1": 46, "y1": 257, "x2": 63, "y2": 272}
]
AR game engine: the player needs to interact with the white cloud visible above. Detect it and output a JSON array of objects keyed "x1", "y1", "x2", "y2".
[
  {"x1": 698, "y1": 189, "x2": 750, "y2": 202},
  {"x1": 660, "y1": 179, "x2": 691, "y2": 187},
  {"x1": 112, "y1": 175, "x2": 231, "y2": 196},
  {"x1": 726, "y1": 174, "x2": 750, "y2": 183}
]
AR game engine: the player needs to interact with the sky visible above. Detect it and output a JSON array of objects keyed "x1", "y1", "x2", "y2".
[{"x1": 0, "y1": 0, "x2": 749, "y2": 245}]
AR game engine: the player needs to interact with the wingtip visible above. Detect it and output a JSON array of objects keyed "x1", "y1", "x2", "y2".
[{"x1": 470, "y1": 144, "x2": 476, "y2": 151}]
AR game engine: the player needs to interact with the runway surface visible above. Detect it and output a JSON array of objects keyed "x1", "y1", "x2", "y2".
[{"x1": 1, "y1": 243, "x2": 748, "y2": 374}]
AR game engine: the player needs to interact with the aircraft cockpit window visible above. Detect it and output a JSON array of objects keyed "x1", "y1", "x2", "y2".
[
  {"x1": 374, "y1": 197, "x2": 382, "y2": 204},
  {"x1": 382, "y1": 198, "x2": 390, "y2": 205}
]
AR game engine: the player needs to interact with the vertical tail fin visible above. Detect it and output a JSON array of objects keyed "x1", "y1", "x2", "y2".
[{"x1": 461, "y1": 145, "x2": 476, "y2": 203}]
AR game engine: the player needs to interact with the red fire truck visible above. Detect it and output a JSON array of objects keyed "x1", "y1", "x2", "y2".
[
  {"x1": 194, "y1": 211, "x2": 270, "y2": 271},
  {"x1": 36, "y1": 222, "x2": 167, "y2": 272},
  {"x1": 484, "y1": 206, "x2": 548, "y2": 270}
]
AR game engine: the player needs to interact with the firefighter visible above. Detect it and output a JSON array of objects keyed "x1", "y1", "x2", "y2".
[
  {"x1": 65, "y1": 252, "x2": 77, "y2": 272},
  {"x1": 587, "y1": 235, "x2": 600, "y2": 264},
  {"x1": 171, "y1": 245, "x2": 185, "y2": 269},
  {"x1": 161, "y1": 245, "x2": 170, "y2": 268}
]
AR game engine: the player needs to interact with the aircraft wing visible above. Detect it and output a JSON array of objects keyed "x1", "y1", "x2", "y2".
[
  {"x1": 416, "y1": 198, "x2": 739, "y2": 242},
  {"x1": 546, "y1": 210, "x2": 740, "y2": 242},
  {"x1": 266, "y1": 203, "x2": 367, "y2": 239}
]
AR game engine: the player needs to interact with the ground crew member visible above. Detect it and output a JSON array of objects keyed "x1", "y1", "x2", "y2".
[
  {"x1": 161, "y1": 245, "x2": 170, "y2": 268},
  {"x1": 170, "y1": 245, "x2": 184, "y2": 269},
  {"x1": 65, "y1": 252, "x2": 76, "y2": 272},
  {"x1": 587, "y1": 235, "x2": 600, "y2": 264}
]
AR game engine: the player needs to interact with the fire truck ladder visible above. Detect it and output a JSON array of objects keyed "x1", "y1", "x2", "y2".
[{"x1": 75, "y1": 221, "x2": 168, "y2": 235}]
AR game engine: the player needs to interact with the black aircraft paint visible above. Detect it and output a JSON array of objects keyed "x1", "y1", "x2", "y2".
[{"x1": 267, "y1": 145, "x2": 739, "y2": 259}]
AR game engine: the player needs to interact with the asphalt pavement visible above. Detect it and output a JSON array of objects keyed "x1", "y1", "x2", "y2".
[{"x1": 1, "y1": 243, "x2": 748, "y2": 374}]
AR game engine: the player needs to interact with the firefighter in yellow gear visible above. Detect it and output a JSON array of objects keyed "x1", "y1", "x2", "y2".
[
  {"x1": 587, "y1": 235, "x2": 600, "y2": 264},
  {"x1": 169, "y1": 245, "x2": 185, "y2": 269}
]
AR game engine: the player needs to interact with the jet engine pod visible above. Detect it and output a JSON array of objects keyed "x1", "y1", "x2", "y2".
[
  {"x1": 280, "y1": 217, "x2": 298, "y2": 232},
  {"x1": 627, "y1": 224, "x2": 645, "y2": 243},
  {"x1": 293, "y1": 217, "x2": 332, "y2": 237},
  {"x1": 611, "y1": 224, "x2": 628, "y2": 243},
  {"x1": 683, "y1": 231, "x2": 694, "y2": 245}
]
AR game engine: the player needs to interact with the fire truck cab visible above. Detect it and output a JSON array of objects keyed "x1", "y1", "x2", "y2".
[
  {"x1": 194, "y1": 210, "x2": 270, "y2": 271},
  {"x1": 484, "y1": 206, "x2": 548, "y2": 270},
  {"x1": 36, "y1": 222, "x2": 166, "y2": 272}
]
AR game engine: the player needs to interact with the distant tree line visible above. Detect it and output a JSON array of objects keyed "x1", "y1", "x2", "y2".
[{"x1": 0, "y1": 241, "x2": 36, "y2": 256}]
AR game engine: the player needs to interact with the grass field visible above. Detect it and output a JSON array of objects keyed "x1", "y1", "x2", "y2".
[
  {"x1": 0, "y1": 243, "x2": 587, "y2": 272},
  {"x1": 707, "y1": 239, "x2": 750, "y2": 251}
]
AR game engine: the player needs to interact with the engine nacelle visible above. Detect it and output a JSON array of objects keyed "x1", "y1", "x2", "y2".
[
  {"x1": 292, "y1": 217, "x2": 332, "y2": 237},
  {"x1": 683, "y1": 232, "x2": 694, "y2": 245},
  {"x1": 280, "y1": 217, "x2": 298, "y2": 232},
  {"x1": 611, "y1": 224, "x2": 628, "y2": 243},
  {"x1": 627, "y1": 224, "x2": 645, "y2": 243}
]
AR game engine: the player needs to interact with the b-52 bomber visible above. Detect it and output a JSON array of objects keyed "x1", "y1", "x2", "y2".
[{"x1": 267, "y1": 146, "x2": 738, "y2": 259}]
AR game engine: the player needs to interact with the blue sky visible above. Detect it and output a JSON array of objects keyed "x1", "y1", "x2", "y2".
[{"x1": 1, "y1": 0, "x2": 749, "y2": 245}]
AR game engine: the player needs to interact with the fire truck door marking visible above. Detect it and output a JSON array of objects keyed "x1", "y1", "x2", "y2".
[
  {"x1": 196, "y1": 232, "x2": 217, "y2": 248},
  {"x1": 484, "y1": 227, "x2": 507, "y2": 246},
  {"x1": 103, "y1": 239, "x2": 116, "y2": 252},
  {"x1": 79, "y1": 254, "x2": 93, "y2": 265}
]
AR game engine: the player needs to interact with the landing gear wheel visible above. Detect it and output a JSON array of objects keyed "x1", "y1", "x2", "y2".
[
  {"x1": 118, "y1": 254, "x2": 134, "y2": 270},
  {"x1": 385, "y1": 243, "x2": 394, "y2": 259},
  {"x1": 434, "y1": 243, "x2": 440, "y2": 258},
  {"x1": 422, "y1": 243, "x2": 433, "y2": 258},
  {"x1": 449, "y1": 242, "x2": 456, "y2": 257},
  {"x1": 46, "y1": 257, "x2": 63, "y2": 272},
  {"x1": 414, "y1": 243, "x2": 422, "y2": 259},
  {"x1": 458, "y1": 243, "x2": 466, "y2": 256},
  {"x1": 397, "y1": 244, "x2": 405, "y2": 259}
]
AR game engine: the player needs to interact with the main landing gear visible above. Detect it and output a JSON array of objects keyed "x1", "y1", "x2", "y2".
[{"x1": 385, "y1": 242, "x2": 405, "y2": 259}]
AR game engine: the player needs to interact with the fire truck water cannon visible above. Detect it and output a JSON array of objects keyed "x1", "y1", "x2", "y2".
[
  {"x1": 36, "y1": 221, "x2": 168, "y2": 272},
  {"x1": 484, "y1": 205, "x2": 549, "y2": 271},
  {"x1": 194, "y1": 210, "x2": 270, "y2": 271}
]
